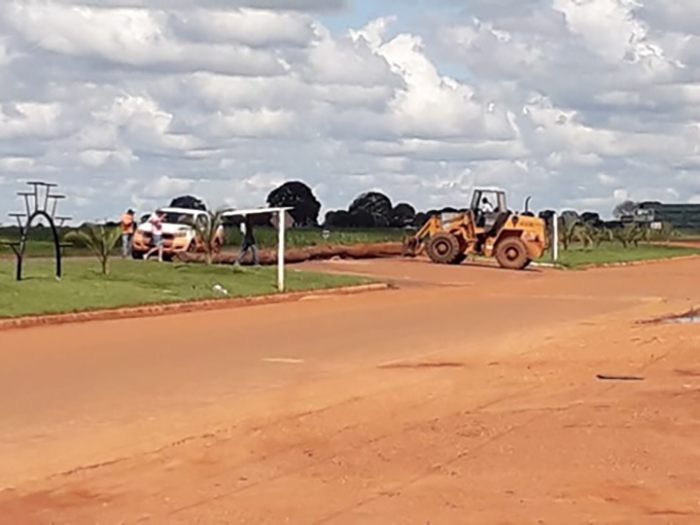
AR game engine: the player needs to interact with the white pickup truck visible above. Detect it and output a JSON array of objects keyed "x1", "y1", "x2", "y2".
[{"x1": 131, "y1": 207, "x2": 224, "y2": 259}]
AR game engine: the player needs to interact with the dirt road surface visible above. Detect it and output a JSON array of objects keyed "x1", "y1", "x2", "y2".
[{"x1": 1, "y1": 257, "x2": 700, "y2": 523}]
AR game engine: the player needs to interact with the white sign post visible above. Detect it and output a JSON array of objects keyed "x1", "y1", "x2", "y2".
[
  {"x1": 552, "y1": 212, "x2": 559, "y2": 262},
  {"x1": 277, "y1": 209, "x2": 285, "y2": 292},
  {"x1": 222, "y1": 206, "x2": 292, "y2": 293}
]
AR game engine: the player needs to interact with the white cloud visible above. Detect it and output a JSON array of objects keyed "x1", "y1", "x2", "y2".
[
  {"x1": 0, "y1": 157, "x2": 35, "y2": 172},
  {"x1": 142, "y1": 175, "x2": 193, "y2": 199},
  {"x1": 42, "y1": 0, "x2": 347, "y2": 10},
  {"x1": 0, "y1": 102, "x2": 64, "y2": 140},
  {"x1": 1, "y1": 0, "x2": 700, "y2": 222},
  {"x1": 3, "y1": 2, "x2": 288, "y2": 76}
]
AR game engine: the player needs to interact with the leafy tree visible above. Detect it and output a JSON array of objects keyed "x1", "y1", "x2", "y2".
[
  {"x1": 348, "y1": 210, "x2": 374, "y2": 228},
  {"x1": 324, "y1": 210, "x2": 352, "y2": 228},
  {"x1": 557, "y1": 216, "x2": 574, "y2": 250},
  {"x1": 413, "y1": 212, "x2": 430, "y2": 228},
  {"x1": 556, "y1": 213, "x2": 598, "y2": 250},
  {"x1": 390, "y1": 203, "x2": 416, "y2": 227},
  {"x1": 588, "y1": 224, "x2": 613, "y2": 247},
  {"x1": 613, "y1": 223, "x2": 645, "y2": 247},
  {"x1": 580, "y1": 212, "x2": 601, "y2": 225},
  {"x1": 170, "y1": 195, "x2": 207, "y2": 211},
  {"x1": 348, "y1": 191, "x2": 393, "y2": 227},
  {"x1": 266, "y1": 181, "x2": 321, "y2": 227},
  {"x1": 613, "y1": 200, "x2": 638, "y2": 219},
  {"x1": 538, "y1": 210, "x2": 556, "y2": 221},
  {"x1": 560, "y1": 210, "x2": 580, "y2": 223},
  {"x1": 64, "y1": 223, "x2": 122, "y2": 275}
]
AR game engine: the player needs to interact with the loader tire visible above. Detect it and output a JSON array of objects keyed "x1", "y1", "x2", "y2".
[
  {"x1": 426, "y1": 232, "x2": 461, "y2": 264},
  {"x1": 495, "y1": 237, "x2": 530, "y2": 270}
]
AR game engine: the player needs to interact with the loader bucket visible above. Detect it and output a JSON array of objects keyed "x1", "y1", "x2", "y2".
[{"x1": 402, "y1": 236, "x2": 420, "y2": 257}]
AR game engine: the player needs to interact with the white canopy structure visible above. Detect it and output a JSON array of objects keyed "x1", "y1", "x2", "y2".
[{"x1": 221, "y1": 207, "x2": 293, "y2": 292}]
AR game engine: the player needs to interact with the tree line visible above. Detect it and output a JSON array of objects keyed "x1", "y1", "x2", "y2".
[
  {"x1": 136, "y1": 181, "x2": 677, "y2": 248},
  {"x1": 166, "y1": 180, "x2": 552, "y2": 229},
  {"x1": 166, "y1": 181, "x2": 426, "y2": 229},
  {"x1": 196, "y1": 180, "x2": 648, "y2": 230}
]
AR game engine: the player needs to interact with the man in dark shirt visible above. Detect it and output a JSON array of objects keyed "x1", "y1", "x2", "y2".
[{"x1": 235, "y1": 214, "x2": 260, "y2": 266}]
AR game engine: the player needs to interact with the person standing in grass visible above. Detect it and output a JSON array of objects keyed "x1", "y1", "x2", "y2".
[
  {"x1": 235, "y1": 214, "x2": 260, "y2": 266},
  {"x1": 144, "y1": 212, "x2": 165, "y2": 262},
  {"x1": 120, "y1": 209, "x2": 136, "y2": 258}
]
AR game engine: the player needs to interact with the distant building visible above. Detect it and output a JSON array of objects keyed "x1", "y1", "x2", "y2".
[{"x1": 631, "y1": 202, "x2": 700, "y2": 231}]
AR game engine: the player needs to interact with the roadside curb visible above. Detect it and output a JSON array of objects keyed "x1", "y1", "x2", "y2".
[
  {"x1": 572, "y1": 254, "x2": 700, "y2": 271},
  {"x1": 0, "y1": 283, "x2": 392, "y2": 333}
]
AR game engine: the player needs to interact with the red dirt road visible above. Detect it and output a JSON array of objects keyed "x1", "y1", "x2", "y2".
[{"x1": 1, "y1": 258, "x2": 700, "y2": 523}]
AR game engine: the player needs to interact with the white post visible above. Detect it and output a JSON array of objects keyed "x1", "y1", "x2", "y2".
[
  {"x1": 552, "y1": 212, "x2": 559, "y2": 262},
  {"x1": 277, "y1": 210, "x2": 285, "y2": 292}
]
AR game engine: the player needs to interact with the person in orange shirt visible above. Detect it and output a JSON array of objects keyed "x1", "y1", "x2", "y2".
[{"x1": 120, "y1": 209, "x2": 136, "y2": 258}]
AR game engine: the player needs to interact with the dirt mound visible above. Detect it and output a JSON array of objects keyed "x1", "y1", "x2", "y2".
[{"x1": 175, "y1": 242, "x2": 405, "y2": 265}]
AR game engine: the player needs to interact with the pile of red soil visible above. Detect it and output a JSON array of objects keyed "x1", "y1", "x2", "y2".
[{"x1": 175, "y1": 242, "x2": 405, "y2": 266}]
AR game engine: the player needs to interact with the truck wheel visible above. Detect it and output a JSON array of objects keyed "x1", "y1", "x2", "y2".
[
  {"x1": 495, "y1": 237, "x2": 530, "y2": 270},
  {"x1": 426, "y1": 232, "x2": 461, "y2": 264}
]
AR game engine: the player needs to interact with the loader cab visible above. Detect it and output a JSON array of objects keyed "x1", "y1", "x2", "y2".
[{"x1": 470, "y1": 188, "x2": 507, "y2": 230}]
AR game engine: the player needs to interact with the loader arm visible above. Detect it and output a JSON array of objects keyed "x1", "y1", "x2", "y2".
[{"x1": 402, "y1": 215, "x2": 442, "y2": 256}]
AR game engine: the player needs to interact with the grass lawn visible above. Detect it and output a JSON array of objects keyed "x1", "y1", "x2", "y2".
[
  {"x1": 225, "y1": 227, "x2": 405, "y2": 250},
  {"x1": 0, "y1": 228, "x2": 405, "y2": 259},
  {"x1": 0, "y1": 258, "x2": 376, "y2": 319},
  {"x1": 546, "y1": 243, "x2": 700, "y2": 268}
]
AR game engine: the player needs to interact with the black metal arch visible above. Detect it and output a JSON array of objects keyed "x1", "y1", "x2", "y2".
[{"x1": 3, "y1": 182, "x2": 71, "y2": 281}]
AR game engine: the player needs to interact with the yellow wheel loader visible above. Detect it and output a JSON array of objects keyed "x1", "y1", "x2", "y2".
[{"x1": 403, "y1": 188, "x2": 549, "y2": 270}]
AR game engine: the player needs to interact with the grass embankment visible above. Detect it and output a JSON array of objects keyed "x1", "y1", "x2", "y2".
[
  {"x1": 0, "y1": 228, "x2": 406, "y2": 258},
  {"x1": 547, "y1": 243, "x2": 700, "y2": 268},
  {"x1": 0, "y1": 258, "x2": 375, "y2": 319}
]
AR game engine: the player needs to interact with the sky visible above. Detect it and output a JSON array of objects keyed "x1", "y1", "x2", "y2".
[{"x1": 1, "y1": 0, "x2": 700, "y2": 224}]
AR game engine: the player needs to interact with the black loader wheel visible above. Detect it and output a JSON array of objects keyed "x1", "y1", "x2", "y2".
[
  {"x1": 426, "y1": 232, "x2": 461, "y2": 264},
  {"x1": 495, "y1": 237, "x2": 530, "y2": 270}
]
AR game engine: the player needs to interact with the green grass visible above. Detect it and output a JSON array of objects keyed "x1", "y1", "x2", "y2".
[
  {"x1": 672, "y1": 230, "x2": 700, "y2": 241},
  {"x1": 0, "y1": 258, "x2": 376, "y2": 319},
  {"x1": 225, "y1": 227, "x2": 404, "y2": 249},
  {"x1": 547, "y1": 243, "x2": 700, "y2": 268},
  {"x1": 0, "y1": 227, "x2": 406, "y2": 259},
  {"x1": 0, "y1": 239, "x2": 87, "y2": 258}
]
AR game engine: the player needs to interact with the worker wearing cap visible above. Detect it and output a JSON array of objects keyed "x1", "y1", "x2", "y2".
[{"x1": 120, "y1": 209, "x2": 136, "y2": 258}]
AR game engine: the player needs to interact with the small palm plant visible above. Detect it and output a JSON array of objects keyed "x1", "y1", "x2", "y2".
[
  {"x1": 558, "y1": 216, "x2": 585, "y2": 250},
  {"x1": 64, "y1": 223, "x2": 122, "y2": 275},
  {"x1": 589, "y1": 224, "x2": 613, "y2": 247},
  {"x1": 187, "y1": 208, "x2": 228, "y2": 265},
  {"x1": 613, "y1": 223, "x2": 645, "y2": 248}
]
